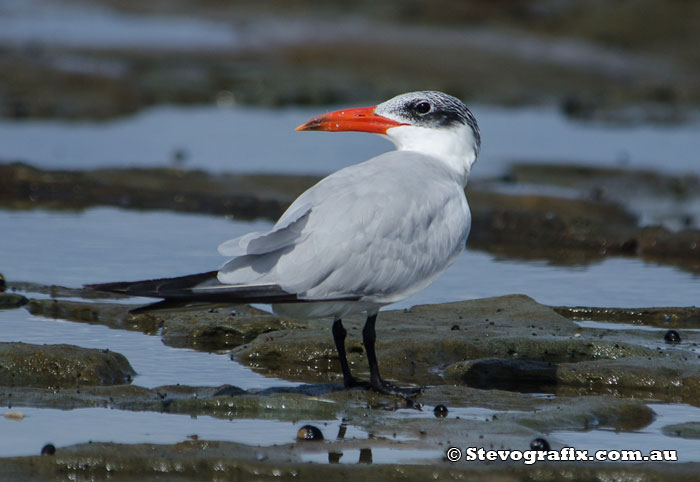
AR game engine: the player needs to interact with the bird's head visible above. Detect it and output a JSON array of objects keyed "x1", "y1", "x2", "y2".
[{"x1": 297, "y1": 91, "x2": 481, "y2": 181}]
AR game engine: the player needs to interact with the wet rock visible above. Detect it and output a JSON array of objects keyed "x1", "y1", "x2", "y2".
[
  {"x1": 468, "y1": 203, "x2": 639, "y2": 265},
  {"x1": 0, "y1": 342, "x2": 135, "y2": 388},
  {"x1": 230, "y1": 324, "x2": 355, "y2": 385},
  {"x1": 9, "y1": 281, "x2": 130, "y2": 300},
  {"x1": 489, "y1": 164, "x2": 700, "y2": 271},
  {"x1": 447, "y1": 354, "x2": 700, "y2": 404},
  {"x1": 165, "y1": 390, "x2": 341, "y2": 420},
  {"x1": 2, "y1": 290, "x2": 698, "y2": 475},
  {"x1": 0, "y1": 380, "x2": 666, "y2": 478},
  {"x1": 40, "y1": 444, "x2": 55, "y2": 456},
  {"x1": 509, "y1": 164, "x2": 700, "y2": 200},
  {"x1": 637, "y1": 226, "x2": 700, "y2": 273},
  {"x1": 0, "y1": 292, "x2": 28, "y2": 309},
  {"x1": 553, "y1": 305, "x2": 700, "y2": 329},
  {"x1": 25, "y1": 298, "x2": 161, "y2": 334},
  {"x1": 233, "y1": 294, "x2": 672, "y2": 388},
  {"x1": 213, "y1": 385, "x2": 247, "y2": 397},
  {"x1": 514, "y1": 396, "x2": 655, "y2": 433},
  {"x1": 467, "y1": 186, "x2": 640, "y2": 262},
  {"x1": 0, "y1": 383, "x2": 342, "y2": 421},
  {"x1": 3, "y1": 438, "x2": 700, "y2": 481},
  {"x1": 662, "y1": 422, "x2": 700, "y2": 439},
  {"x1": 18, "y1": 292, "x2": 700, "y2": 407},
  {"x1": 509, "y1": 163, "x2": 700, "y2": 196},
  {"x1": 161, "y1": 308, "x2": 303, "y2": 351},
  {"x1": 469, "y1": 189, "x2": 638, "y2": 226},
  {"x1": 445, "y1": 359, "x2": 558, "y2": 392},
  {"x1": 0, "y1": 162, "x2": 314, "y2": 221},
  {"x1": 555, "y1": 357, "x2": 700, "y2": 403}
]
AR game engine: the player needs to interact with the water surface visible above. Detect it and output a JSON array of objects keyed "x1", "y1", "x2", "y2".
[
  {"x1": 0, "y1": 406, "x2": 360, "y2": 458},
  {"x1": 2, "y1": 104, "x2": 699, "y2": 178},
  {"x1": 4, "y1": 207, "x2": 700, "y2": 462},
  {"x1": 3, "y1": 207, "x2": 699, "y2": 308}
]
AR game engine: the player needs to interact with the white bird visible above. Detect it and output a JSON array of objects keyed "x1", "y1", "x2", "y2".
[{"x1": 90, "y1": 91, "x2": 481, "y2": 397}]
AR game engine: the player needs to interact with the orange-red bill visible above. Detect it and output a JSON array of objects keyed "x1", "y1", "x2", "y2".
[{"x1": 295, "y1": 106, "x2": 407, "y2": 134}]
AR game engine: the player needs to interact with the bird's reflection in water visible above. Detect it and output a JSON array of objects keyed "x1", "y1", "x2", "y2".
[
  {"x1": 358, "y1": 448, "x2": 373, "y2": 464},
  {"x1": 337, "y1": 424, "x2": 347, "y2": 440},
  {"x1": 327, "y1": 423, "x2": 373, "y2": 464}
]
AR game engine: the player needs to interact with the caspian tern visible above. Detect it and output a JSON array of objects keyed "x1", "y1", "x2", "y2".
[{"x1": 89, "y1": 91, "x2": 481, "y2": 397}]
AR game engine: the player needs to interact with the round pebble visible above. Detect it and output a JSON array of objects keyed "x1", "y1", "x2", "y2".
[
  {"x1": 664, "y1": 330, "x2": 681, "y2": 344},
  {"x1": 297, "y1": 425, "x2": 324, "y2": 441},
  {"x1": 433, "y1": 404, "x2": 449, "y2": 418},
  {"x1": 41, "y1": 444, "x2": 56, "y2": 456},
  {"x1": 530, "y1": 438, "x2": 550, "y2": 451}
]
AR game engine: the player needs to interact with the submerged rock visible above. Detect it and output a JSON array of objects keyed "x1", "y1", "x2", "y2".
[
  {"x1": 554, "y1": 305, "x2": 700, "y2": 329},
  {"x1": 161, "y1": 307, "x2": 303, "y2": 351},
  {"x1": 25, "y1": 299, "x2": 161, "y2": 334},
  {"x1": 663, "y1": 422, "x2": 700, "y2": 439}
]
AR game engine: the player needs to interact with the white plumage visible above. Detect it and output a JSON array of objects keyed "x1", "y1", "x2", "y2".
[
  {"x1": 91, "y1": 91, "x2": 481, "y2": 396},
  {"x1": 216, "y1": 150, "x2": 471, "y2": 319}
]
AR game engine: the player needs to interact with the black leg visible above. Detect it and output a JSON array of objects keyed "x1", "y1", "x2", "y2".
[
  {"x1": 361, "y1": 313, "x2": 381, "y2": 386},
  {"x1": 362, "y1": 312, "x2": 422, "y2": 398},
  {"x1": 332, "y1": 318, "x2": 368, "y2": 389}
]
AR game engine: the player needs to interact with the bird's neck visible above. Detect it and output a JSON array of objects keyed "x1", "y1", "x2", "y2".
[{"x1": 385, "y1": 125, "x2": 478, "y2": 186}]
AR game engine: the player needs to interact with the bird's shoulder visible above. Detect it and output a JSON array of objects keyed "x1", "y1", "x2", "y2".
[
  {"x1": 274, "y1": 151, "x2": 467, "y2": 241},
  {"x1": 298, "y1": 151, "x2": 461, "y2": 205}
]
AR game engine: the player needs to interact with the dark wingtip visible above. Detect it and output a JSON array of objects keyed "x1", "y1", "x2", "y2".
[{"x1": 85, "y1": 281, "x2": 131, "y2": 294}]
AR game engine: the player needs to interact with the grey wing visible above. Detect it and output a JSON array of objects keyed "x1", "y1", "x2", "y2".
[
  {"x1": 217, "y1": 151, "x2": 470, "y2": 302},
  {"x1": 218, "y1": 202, "x2": 312, "y2": 257}
]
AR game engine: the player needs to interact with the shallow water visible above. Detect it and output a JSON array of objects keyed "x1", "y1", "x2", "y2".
[
  {"x1": 0, "y1": 0, "x2": 237, "y2": 50},
  {"x1": 3, "y1": 207, "x2": 699, "y2": 308},
  {"x1": 551, "y1": 403, "x2": 700, "y2": 463},
  {"x1": 1, "y1": 207, "x2": 268, "y2": 287},
  {"x1": 576, "y1": 320, "x2": 700, "y2": 332},
  {"x1": 1, "y1": 104, "x2": 699, "y2": 179},
  {"x1": 3, "y1": 207, "x2": 700, "y2": 462},
  {"x1": 0, "y1": 406, "x2": 364, "y2": 458},
  {"x1": 0, "y1": 310, "x2": 296, "y2": 389},
  {"x1": 3, "y1": 396, "x2": 700, "y2": 463}
]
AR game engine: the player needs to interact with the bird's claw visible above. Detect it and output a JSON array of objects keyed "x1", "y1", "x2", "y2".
[
  {"x1": 344, "y1": 376, "x2": 371, "y2": 390},
  {"x1": 342, "y1": 376, "x2": 422, "y2": 399}
]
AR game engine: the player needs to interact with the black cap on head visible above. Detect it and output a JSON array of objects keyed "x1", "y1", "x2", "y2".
[{"x1": 376, "y1": 91, "x2": 481, "y2": 153}]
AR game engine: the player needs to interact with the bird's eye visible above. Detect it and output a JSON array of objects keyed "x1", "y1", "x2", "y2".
[{"x1": 414, "y1": 101, "x2": 431, "y2": 114}]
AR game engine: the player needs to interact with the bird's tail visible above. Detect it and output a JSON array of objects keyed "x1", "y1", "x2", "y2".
[
  {"x1": 87, "y1": 271, "x2": 219, "y2": 298},
  {"x1": 86, "y1": 270, "x2": 302, "y2": 313}
]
